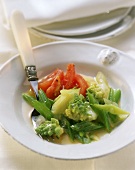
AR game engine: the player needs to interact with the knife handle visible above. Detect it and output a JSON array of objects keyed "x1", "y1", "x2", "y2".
[
  {"x1": 25, "y1": 65, "x2": 38, "y2": 81},
  {"x1": 10, "y1": 10, "x2": 35, "y2": 67}
]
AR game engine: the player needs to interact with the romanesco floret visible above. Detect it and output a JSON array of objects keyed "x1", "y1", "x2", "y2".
[
  {"x1": 65, "y1": 93, "x2": 97, "y2": 121},
  {"x1": 35, "y1": 118, "x2": 64, "y2": 138},
  {"x1": 86, "y1": 72, "x2": 110, "y2": 104},
  {"x1": 87, "y1": 83, "x2": 105, "y2": 104}
]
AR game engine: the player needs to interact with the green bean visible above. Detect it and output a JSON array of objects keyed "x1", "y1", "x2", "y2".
[
  {"x1": 22, "y1": 93, "x2": 53, "y2": 120},
  {"x1": 71, "y1": 121, "x2": 103, "y2": 132},
  {"x1": 91, "y1": 106, "x2": 111, "y2": 132},
  {"x1": 87, "y1": 92, "x2": 99, "y2": 104},
  {"x1": 38, "y1": 89, "x2": 54, "y2": 109},
  {"x1": 109, "y1": 88, "x2": 121, "y2": 104}
]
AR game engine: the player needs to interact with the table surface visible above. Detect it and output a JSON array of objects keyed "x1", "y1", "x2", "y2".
[{"x1": 1, "y1": 8, "x2": 135, "y2": 170}]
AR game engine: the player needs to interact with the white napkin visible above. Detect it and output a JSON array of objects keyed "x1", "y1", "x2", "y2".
[
  {"x1": 1, "y1": 0, "x2": 135, "y2": 28},
  {"x1": 0, "y1": 1, "x2": 17, "y2": 64}
]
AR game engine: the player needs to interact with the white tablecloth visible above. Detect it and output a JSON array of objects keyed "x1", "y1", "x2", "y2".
[
  {"x1": 1, "y1": 5, "x2": 135, "y2": 170},
  {"x1": 1, "y1": 0, "x2": 135, "y2": 27}
]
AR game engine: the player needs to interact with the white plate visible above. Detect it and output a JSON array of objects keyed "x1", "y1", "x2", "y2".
[
  {"x1": 31, "y1": 7, "x2": 135, "y2": 42},
  {"x1": 34, "y1": 8, "x2": 131, "y2": 36},
  {"x1": 0, "y1": 41, "x2": 135, "y2": 160}
]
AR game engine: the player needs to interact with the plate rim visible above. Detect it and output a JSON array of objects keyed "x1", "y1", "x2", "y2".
[
  {"x1": 35, "y1": 7, "x2": 132, "y2": 36},
  {"x1": 31, "y1": 6, "x2": 135, "y2": 42}
]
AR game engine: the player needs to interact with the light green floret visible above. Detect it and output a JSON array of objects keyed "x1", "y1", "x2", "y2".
[
  {"x1": 35, "y1": 118, "x2": 64, "y2": 138},
  {"x1": 65, "y1": 93, "x2": 97, "y2": 121},
  {"x1": 87, "y1": 83, "x2": 105, "y2": 103},
  {"x1": 87, "y1": 72, "x2": 110, "y2": 104}
]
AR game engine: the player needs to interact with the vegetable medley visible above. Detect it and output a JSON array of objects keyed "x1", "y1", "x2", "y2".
[{"x1": 22, "y1": 63, "x2": 130, "y2": 144}]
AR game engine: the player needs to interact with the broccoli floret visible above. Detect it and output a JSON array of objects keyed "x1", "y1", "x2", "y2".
[
  {"x1": 65, "y1": 93, "x2": 97, "y2": 121},
  {"x1": 35, "y1": 118, "x2": 64, "y2": 138}
]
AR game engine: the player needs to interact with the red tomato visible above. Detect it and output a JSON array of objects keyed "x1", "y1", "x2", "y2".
[
  {"x1": 64, "y1": 63, "x2": 76, "y2": 89},
  {"x1": 75, "y1": 74, "x2": 89, "y2": 96},
  {"x1": 38, "y1": 63, "x2": 89, "y2": 99},
  {"x1": 46, "y1": 70, "x2": 64, "y2": 99},
  {"x1": 38, "y1": 69, "x2": 63, "y2": 92}
]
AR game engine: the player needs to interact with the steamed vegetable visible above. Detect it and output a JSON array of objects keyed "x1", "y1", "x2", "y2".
[
  {"x1": 96, "y1": 72, "x2": 110, "y2": 99},
  {"x1": 71, "y1": 121, "x2": 103, "y2": 132},
  {"x1": 108, "y1": 88, "x2": 121, "y2": 104},
  {"x1": 86, "y1": 72, "x2": 110, "y2": 104},
  {"x1": 71, "y1": 121, "x2": 103, "y2": 144},
  {"x1": 22, "y1": 63, "x2": 130, "y2": 144},
  {"x1": 65, "y1": 93, "x2": 97, "y2": 121},
  {"x1": 51, "y1": 88, "x2": 80, "y2": 115},
  {"x1": 91, "y1": 104, "x2": 129, "y2": 116},
  {"x1": 38, "y1": 89, "x2": 54, "y2": 109},
  {"x1": 87, "y1": 83, "x2": 106, "y2": 104},
  {"x1": 60, "y1": 116, "x2": 102, "y2": 144},
  {"x1": 35, "y1": 118, "x2": 64, "y2": 138},
  {"x1": 22, "y1": 93, "x2": 53, "y2": 120}
]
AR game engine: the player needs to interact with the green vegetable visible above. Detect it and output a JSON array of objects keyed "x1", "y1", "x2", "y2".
[
  {"x1": 60, "y1": 116, "x2": 75, "y2": 141},
  {"x1": 103, "y1": 98, "x2": 118, "y2": 107},
  {"x1": 38, "y1": 89, "x2": 54, "y2": 109},
  {"x1": 108, "y1": 113, "x2": 123, "y2": 128},
  {"x1": 22, "y1": 93, "x2": 53, "y2": 120},
  {"x1": 86, "y1": 89, "x2": 111, "y2": 132},
  {"x1": 71, "y1": 121, "x2": 103, "y2": 132},
  {"x1": 109, "y1": 88, "x2": 121, "y2": 104},
  {"x1": 87, "y1": 83, "x2": 105, "y2": 104},
  {"x1": 72, "y1": 130, "x2": 99, "y2": 144},
  {"x1": 86, "y1": 90, "x2": 99, "y2": 104},
  {"x1": 91, "y1": 104, "x2": 129, "y2": 132},
  {"x1": 91, "y1": 106, "x2": 111, "y2": 132},
  {"x1": 74, "y1": 132, "x2": 92, "y2": 144},
  {"x1": 35, "y1": 118, "x2": 64, "y2": 138},
  {"x1": 22, "y1": 93, "x2": 36, "y2": 106},
  {"x1": 86, "y1": 72, "x2": 110, "y2": 104},
  {"x1": 65, "y1": 93, "x2": 97, "y2": 121},
  {"x1": 91, "y1": 104, "x2": 129, "y2": 116},
  {"x1": 96, "y1": 72, "x2": 110, "y2": 99},
  {"x1": 51, "y1": 88, "x2": 80, "y2": 114}
]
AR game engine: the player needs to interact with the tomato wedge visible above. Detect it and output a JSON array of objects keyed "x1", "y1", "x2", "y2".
[
  {"x1": 44, "y1": 69, "x2": 64, "y2": 99},
  {"x1": 64, "y1": 63, "x2": 76, "y2": 89},
  {"x1": 75, "y1": 74, "x2": 89, "y2": 96},
  {"x1": 38, "y1": 64, "x2": 89, "y2": 99},
  {"x1": 38, "y1": 69, "x2": 63, "y2": 92}
]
